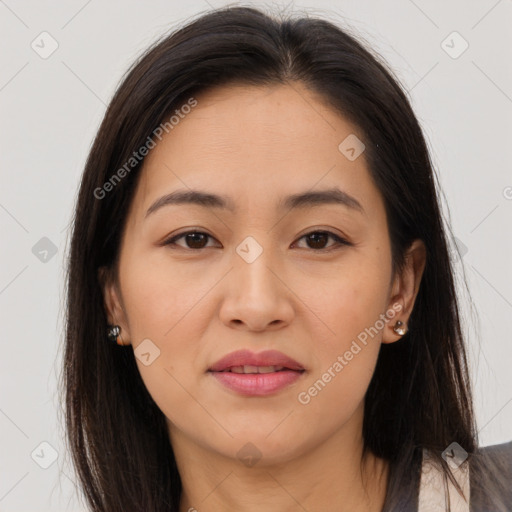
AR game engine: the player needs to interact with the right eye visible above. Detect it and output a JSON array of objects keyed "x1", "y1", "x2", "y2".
[{"x1": 162, "y1": 231, "x2": 218, "y2": 250}]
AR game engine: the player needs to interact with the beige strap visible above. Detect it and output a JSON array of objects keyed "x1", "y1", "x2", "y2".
[{"x1": 417, "y1": 448, "x2": 470, "y2": 512}]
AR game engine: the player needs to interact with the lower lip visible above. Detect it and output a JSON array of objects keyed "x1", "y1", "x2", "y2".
[{"x1": 209, "y1": 370, "x2": 304, "y2": 396}]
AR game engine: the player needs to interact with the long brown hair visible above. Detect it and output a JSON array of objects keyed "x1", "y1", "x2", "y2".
[{"x1": 59, "y1": 6, "x2": 510, "y2": 511}]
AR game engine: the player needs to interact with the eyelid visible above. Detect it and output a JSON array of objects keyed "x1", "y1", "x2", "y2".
[
  {"x1": 292, "y1": 230, "x2": 351, "y2": 251},
  {"x1": 162, "y1": 228, "x2": 352, "y2": 251},
  {"x1": 163, "y1": 230, "x2": 219, "y2": 249}
]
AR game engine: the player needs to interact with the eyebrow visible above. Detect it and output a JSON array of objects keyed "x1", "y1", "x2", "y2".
[{"x1": 144, "y1": 187, "x2": 364, "y2": 218}]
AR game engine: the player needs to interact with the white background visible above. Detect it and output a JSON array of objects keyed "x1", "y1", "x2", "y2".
[{"x1": 1, "y1": 0, "x2": 511, "y2": 510}]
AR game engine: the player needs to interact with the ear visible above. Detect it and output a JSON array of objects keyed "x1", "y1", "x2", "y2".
[
  {"x1": 382, "y1": 239, "x2": 426, "y2": 344},
  {"x1": 97, "y1": 266, "x2": 131, "y2": 345}
]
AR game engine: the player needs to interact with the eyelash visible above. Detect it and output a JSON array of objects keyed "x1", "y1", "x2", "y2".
[{"x1": 162, "y1": 230, "x2": 351, "y2": 252}]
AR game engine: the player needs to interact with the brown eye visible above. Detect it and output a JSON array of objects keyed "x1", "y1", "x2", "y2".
[
  {"x1": 163, "y1": 229, "x2": 350, "y2": 252},
  {"x1": 164, "y1": 231, "x2": 215, "y2": 249},
  {"x1": 305, "y1": 232, "x2": 329, "y2": 249},
  {"x1": 294, "y1": 231, "x2": 350, "y2": 251}
]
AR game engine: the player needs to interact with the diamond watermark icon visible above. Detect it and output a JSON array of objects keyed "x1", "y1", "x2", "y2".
[
  {"x1": 31, "y1": 31, "x2": 59, "y2": 59},
  {"x1": 237, "y1": 442, "x2": 262, "y2": 467},
  {"x1": 441, "y1": 31, "x2": 469, "y2": 59},
  {"x1": 32, "y1": 237, "x2": 58, "y2": 263},
  {"x1": 236, "y1": 236, "x2": 263, "y2": 264},
  {"x1": 134, "y1": 338, "x2": 161, "y2": 366},
  {"x1": 442, "y1": 441, "x2": 468, "y2": 469},
  {"x1": 338, "y1": 134, "x2": 365, "y2": 161},
  {"x1": 31, "y1": 441, "x2": 58, "y2": 469}
]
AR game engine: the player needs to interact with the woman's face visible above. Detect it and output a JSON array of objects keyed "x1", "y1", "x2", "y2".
[{"x1": 101, "y1": 82, "x2": 424, "y2": 465}]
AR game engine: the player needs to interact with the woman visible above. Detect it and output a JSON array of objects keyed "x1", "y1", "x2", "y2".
[{"x1": 60, "y1": 6, "x2": 512, "y2": 511}]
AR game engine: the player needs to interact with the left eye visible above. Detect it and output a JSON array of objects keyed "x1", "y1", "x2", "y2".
[
  {"x1": 163, "y1": 230, "x2": 350, "y2": 251},
  {"x1": 293, "y1": 231, "x2": 350, "y2": 251}
]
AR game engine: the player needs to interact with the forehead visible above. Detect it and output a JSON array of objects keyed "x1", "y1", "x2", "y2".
[{"x1": 130, "y1": 82, "x2": 382, "y2": 220}]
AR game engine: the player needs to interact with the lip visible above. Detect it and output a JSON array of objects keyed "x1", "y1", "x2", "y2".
[
  {"x1": 207, "y1": 349, "x2": 306, "y2": 397},
  {"x1": 208, "y1": 349, "x2": 305, "y2": 372},
  {"x1": 210, "y1": 370, "x2": 304, "y2": 396}
]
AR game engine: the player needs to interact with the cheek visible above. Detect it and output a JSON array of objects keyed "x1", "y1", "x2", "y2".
[
  {"x1": 118, "y1": 253, "x2": 213, "y2": 422},
  {"x1": 295, "y1": 295, "x2": 385, "y2": 434},
  {"x1": 295, "y1": 345, "x2": 378, "y2": 441},
  {"x1": 119, "y1": 247, "x2": 208, "y2": 340},
  {"x1": 304, "y1": 251, "x2": 391, "y2": 349},
  {"x1": 295, "y1": 252, "x2": 390, "y2": 410}
]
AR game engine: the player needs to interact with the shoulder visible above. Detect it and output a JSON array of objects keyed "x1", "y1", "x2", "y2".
[
  {"x1": 474, "y1": 439, "x2": 512, "y2": 471},
  {"x1": 477, "y1": 439, "x2": 512, "y2": 457},
  {"x1": 470, "y1": 440, "x2": 512, "y2": 511}
]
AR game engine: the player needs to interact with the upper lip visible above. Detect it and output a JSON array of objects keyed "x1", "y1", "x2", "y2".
[{"x1": 208, "y1": 349, "x2": 305, "y2": 372}]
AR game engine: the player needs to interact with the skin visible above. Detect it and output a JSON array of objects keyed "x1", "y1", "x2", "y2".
[{"x1": 99, "y1": 81, "x2": 426, "y2": 512}]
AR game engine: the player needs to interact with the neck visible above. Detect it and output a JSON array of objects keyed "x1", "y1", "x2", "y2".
[{"x1": 171, "y1": 408, "x2": 389, "y2": 512}]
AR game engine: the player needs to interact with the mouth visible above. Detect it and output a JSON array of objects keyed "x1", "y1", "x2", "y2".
[
  {"x1": 208, "y1": 349, "x2": 306, "y2": 374},
  {"x1": 207, "y1": 349, "x2": 306, "y2": 395},
  {"x1": 210, "y1": 365, "x2": 305, "y2": 374},
  {"x1": 208, "y1": 366, "x2": 305, "y2": 396}
]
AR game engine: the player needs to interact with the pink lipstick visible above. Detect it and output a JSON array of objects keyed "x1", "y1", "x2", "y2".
[{"x1": 207, "y1": 349, "x2": 306, "y2": 396}]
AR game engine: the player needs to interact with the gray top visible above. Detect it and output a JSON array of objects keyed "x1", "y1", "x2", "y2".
[
  {"x1": 383, "y1": 440, "x2": 512, "y2": 511},
  {"x1": 468, "y1": 440, "x2": 512, "y2": 511}
]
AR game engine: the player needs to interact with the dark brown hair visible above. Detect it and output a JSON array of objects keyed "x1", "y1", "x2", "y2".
[{"x1": 59, "y1": 5, "x2": 510, "y2": 511}]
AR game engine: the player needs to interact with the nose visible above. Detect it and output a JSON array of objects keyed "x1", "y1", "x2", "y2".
[{"x1": 218, "y1": 244, "x2": 295, "y2": 332}]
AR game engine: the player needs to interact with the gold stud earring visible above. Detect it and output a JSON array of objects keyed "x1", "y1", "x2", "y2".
[
  {"x1": 393, "y1": 320, "x2": 407, "y2": 336},
  {"x1": 107, "y1": 324, "x2": 124, "y2": 345}
]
